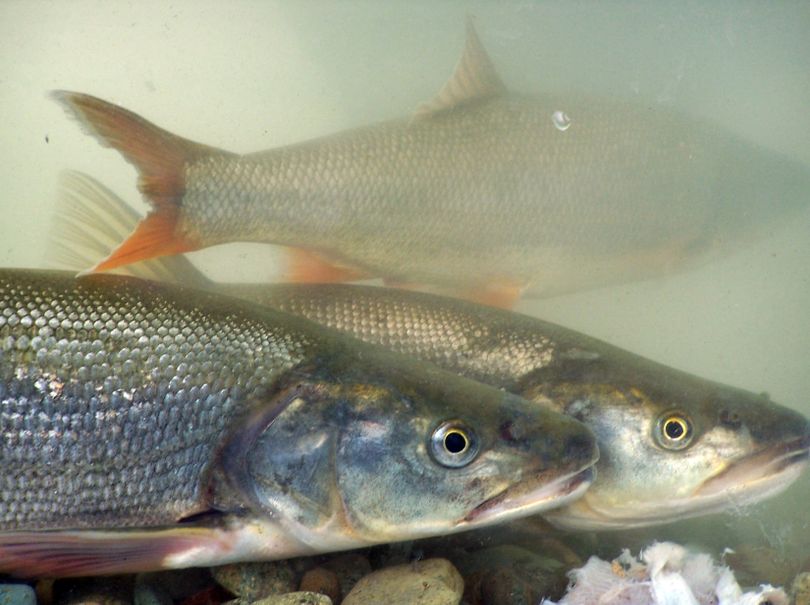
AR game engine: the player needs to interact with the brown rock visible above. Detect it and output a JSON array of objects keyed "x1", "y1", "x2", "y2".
[
  {"x1": 136, "y1": 569, "x2": 213, "y2": 602},
  {"x1": 456, "y1": 544, "x2": 570, "y2": 604},
  {"x1": 211, "y1": 562, "x2": 296, "y2": 601},
  {"x1": 724, "y1": 545, "x2": 795, "y2": 587},
  {"x1": 342, "y1": 558, "x2": 462, "y2": 605},
  {"x1": 253, "y1": 593, "x2": 331, "y2": 605},
  {"x1": 792, "y1": 572, "x2": 810, "y2": 605},
  {"x1": 299, "y1": 568, "x2": 340, "y2": 604},
  {"x1": 322, "y1": 554, "x2": 372, "y2": 598}
]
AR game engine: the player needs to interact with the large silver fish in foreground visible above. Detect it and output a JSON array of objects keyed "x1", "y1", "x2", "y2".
[
  {"x1": 51, "y1": 22, "x2": 810, "y2": 308},
  {"x1": 0, "y1": 269, "x2": 598, "y2": 577},
  {"x1": 51, "y1": 172, "x2": 810, "y2": 531}
]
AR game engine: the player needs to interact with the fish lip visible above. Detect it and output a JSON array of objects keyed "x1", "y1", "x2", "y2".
[
  {"x1": 546, "y1": 434, "x2": 810, "y2": 531},
  {"x1": 462, "y1": 466, "x2": 595, "y2": 525},
  {"x1": 695, "y1": 434, "x2": 810, "y2": 498}
]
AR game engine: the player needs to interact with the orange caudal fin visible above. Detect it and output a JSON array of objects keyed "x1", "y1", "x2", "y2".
[
  {"x1": 283, "y1": 248, "x2": 371, "y2": 283},
  {"x1": 51, "y1": 91, "x2": 230, "y2": 273}
]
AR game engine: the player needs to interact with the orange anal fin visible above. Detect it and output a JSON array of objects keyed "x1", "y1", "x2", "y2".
[
  {"x1": 464, "y1": 282, "x2": 524, "y2": 309},
  {"x1": 0, "y1": 528, "x2": 230, "y2": 578},
  {"x1": 283, "y1": 248, "x2": 370, "y2": 284},
  {"x1": 84, "y1": 210, "x2": 197, "y2": 275},
  {"x1": 435, "y1": 279, "x2": 525, "y2": 309},
  {"x1": 384, "y1": 279, "x2": 525, "y2": 309}
]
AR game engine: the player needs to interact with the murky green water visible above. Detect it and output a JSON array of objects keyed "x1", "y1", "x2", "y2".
[{"x1": 1, "y1": 0, "x2": 809, "y2": 594}]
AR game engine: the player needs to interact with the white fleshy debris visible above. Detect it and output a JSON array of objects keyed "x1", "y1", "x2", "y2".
[{"x1": 542, "y1": 542, "x2": 788, "y2": 605}]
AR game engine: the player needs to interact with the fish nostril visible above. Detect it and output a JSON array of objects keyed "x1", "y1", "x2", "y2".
[
  {"x1": 565, "y1": 432, "x2": 596, "y2": 464},
  {"x1": 719, "y1": 408, "x2": 742, "y2": 429}
]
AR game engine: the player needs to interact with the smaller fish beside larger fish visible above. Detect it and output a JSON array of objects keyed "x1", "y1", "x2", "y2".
[
  {"x1": 50, "y1": 171, "x2": 810, "y2": 531},
  {"x1": 51, "y1": 21, "x2": 810, "y2": 307},
  {"x1": 0, "y1": 268, "x2": 597, "y2": 577}
]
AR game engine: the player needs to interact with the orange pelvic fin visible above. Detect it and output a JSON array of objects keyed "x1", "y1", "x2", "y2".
[
  {"x1": 283, "y1": 248, "x2": 370, "y2": 283},
  {"x1": 0, "y1": 527, "x2": 230, "y2": 578},
  {"x1": 52, "y1": 91, "x2": 229, "y2": 273}
]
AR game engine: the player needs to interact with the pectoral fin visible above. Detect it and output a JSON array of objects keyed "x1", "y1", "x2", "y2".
[
  {"x1": 414, "y1": 17, "x2": 506, "y2": 118},
  {"x1": 0, "y1": 527, "x2": 234, "y2": 578}
]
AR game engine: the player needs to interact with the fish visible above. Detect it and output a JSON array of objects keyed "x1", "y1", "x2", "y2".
[
  {"x1": 51, "y1": 21, "x2": 810, "y2": 308},
  {"x1": 0, "y1": 268, "x2": 598, "y2": 577},
  {"x1": 49, "y1": 171, "x2": 810, "y2": 531}
]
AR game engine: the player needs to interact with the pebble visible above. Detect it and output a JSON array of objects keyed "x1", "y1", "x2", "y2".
[
  {"x1": 322, "y1": 554, "x2": 372, "y2": 598},
  {"x1": 791, "y1": 572, "x2": 810, "y2": 605},
  {"x1": 211, "y1": 562, "x2": 296, "y2": 601},
  {"x1": 724, "y1": 545, "x2": 794, "y2": 587},
  {"x1": 0, "y1": 585, "x2": 36, "y2": 605},
  {"x1": 253, "y1": 592, "x2": 332, "y2": 605},
  {"x1": 455, "y1": 544, "x2": 571, "y2": 605},
  {"x1": 298, "y1": 568, "x2": 340, "y2": 604},
  {"x1": 342, "y1": 558, "x2": 463, "y2": 605},
  {"x1": 136, "y1": 569, "x2": 212, "y2": 602}
]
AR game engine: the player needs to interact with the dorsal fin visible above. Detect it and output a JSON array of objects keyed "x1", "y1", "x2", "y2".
[{"x1": 414, "y1": 17, "x2": 506, "y2": 119}]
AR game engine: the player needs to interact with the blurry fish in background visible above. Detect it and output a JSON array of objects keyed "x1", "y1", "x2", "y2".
[
  {"x1": 50, "y1": 171, "x2": 810, "y2": 531},
  {"x1": 51, "y1": 21, "x2": 810, "y2": 308},
  {"x1": 0, "y1": 268, "x2": 597, "y2": 577}
]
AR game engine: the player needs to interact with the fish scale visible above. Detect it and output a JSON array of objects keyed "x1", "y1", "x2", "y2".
[{"x1": 0, "y1": 271, "x2": 309, "y2": 530}]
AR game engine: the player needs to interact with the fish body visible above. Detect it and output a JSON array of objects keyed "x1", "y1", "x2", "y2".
[
  {"x1": 52, "y1": 23, "x2": 810, "y2": 307},
  {"x1": 263, "y1": 284, "x2": 810, "y2": 530},
  {"x1": 49, "y1": 172, "x2": 810, "y2": 530},
  {"x1": 46, "y1": 173, "x2": 810, "y2": 531},
  {"x1": 0, "y1": 268, "x2": 597, "y2": 576}
]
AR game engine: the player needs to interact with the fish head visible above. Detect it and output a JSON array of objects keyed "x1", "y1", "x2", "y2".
[
  {"x1": 521, "y1": 351, "x2": 810, "y2": 530},
  {"x1": 220, "y1": 365, "x2": 597, "y2": 553}
]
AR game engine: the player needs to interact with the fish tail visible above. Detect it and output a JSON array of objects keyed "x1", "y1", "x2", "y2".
[
  {"x1": 50, "y1": 171, "x2": 214, "y2": 288},
  {"x1": 51, "y1": 91, "x2": 226, "y2": 273}
]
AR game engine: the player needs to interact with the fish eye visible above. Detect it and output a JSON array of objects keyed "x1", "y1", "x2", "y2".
[
  {"x1": 655, "y1": 411, "x2": 694, "y2": 450},
  {"x1": 430, "y1": 420, "x2": 479, "y2": 468}
]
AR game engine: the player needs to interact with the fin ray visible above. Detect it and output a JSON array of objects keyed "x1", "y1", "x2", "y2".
[
  {"x1": 51, "y1": 172, "x2": 212, "y2": 287},
  {"x1": 415, "y1": 17, "x2": 506, "y2": 118},
  {"x1": 0, "y1": 528, "x2": 229, "y2": 578},
  {"x1": 51, "y1": 91, "x2": 232, "y2": 273},
  {"x1": 283, "y1": 248, "x2": 370, "y2": 283}
]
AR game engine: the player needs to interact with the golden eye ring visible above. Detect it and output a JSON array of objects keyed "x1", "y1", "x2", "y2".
[
  {"x1": 430, "y1": 420, "x2": 479, "y2": 468},
  {"x1": 655, "y1": 412, "x2": 694, "y2": 450}
]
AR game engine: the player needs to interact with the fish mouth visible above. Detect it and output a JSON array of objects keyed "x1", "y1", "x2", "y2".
[
  {"x1": 462, "y1": 466, "x2": 595, "y2": 527},
  {"x1": 548, "y1": 434, "x2": 810, "y2": 531},
  {"x1": 694, "y1": 434, "x2": 810, "y2": 499}
]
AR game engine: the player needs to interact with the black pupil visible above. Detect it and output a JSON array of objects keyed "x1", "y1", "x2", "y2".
[
  {"x1": 444, "y1": 431, "x2": 467, "y2": 454},
  {"x1": 665, "y1": 419, "x2": 685, "y2": 439}
]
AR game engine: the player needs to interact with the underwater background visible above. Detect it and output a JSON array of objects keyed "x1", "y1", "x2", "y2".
[{"x1": 1, "y1": 0, "x2": 810, "y2": 585}]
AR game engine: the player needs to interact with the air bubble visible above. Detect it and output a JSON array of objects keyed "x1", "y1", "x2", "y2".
[{"x1": 552, "y1": 110, "x2": 571, "y2": 131}]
